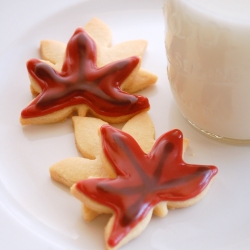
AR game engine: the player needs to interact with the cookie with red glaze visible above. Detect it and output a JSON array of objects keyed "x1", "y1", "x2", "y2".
[
  {"x1": 71, "y1": 123, "x2": 217, "y2": 250},
  {"x1": 49, "y1": 112, "x2": 217, "y2": 250},
  {"x1": 20, "y1": 18, "x2": 157, "y2": 125}
]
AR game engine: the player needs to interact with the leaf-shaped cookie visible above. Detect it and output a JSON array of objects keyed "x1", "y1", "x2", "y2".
[
  {"x1": 21, "y1": 27, "x2": 150, "y2": 125},
  {"x1": 71, "y1": 125, "x2": 217, "y2": 250}
]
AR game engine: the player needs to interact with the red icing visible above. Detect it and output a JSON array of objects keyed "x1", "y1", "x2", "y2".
[
  {"x1": 21, "y1": 28, "x2": 149, "y2": 118},
  {"x1": 76, "y1": 125, "x2": 218, "y2": 247}
]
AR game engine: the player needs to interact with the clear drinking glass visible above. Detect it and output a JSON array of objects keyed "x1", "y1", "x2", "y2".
[{"x1": 164, "y1": 0, "x2": 250, "y2": 143}]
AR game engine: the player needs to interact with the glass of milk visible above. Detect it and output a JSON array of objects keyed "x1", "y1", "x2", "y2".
[{"x1": 164, "y1": 0, "x2": 250, "y2": 142}]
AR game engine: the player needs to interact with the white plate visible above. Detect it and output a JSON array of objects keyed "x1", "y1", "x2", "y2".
[{"x1": 1, "y1": 0, "x2": 250, "y2": 249}]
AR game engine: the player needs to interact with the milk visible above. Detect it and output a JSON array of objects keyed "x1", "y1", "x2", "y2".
[{"x1": 164, "y1": 0, "x2": 250, "y2": 141}]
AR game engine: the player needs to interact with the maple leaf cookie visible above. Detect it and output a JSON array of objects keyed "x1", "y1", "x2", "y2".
[
  {"x1": 20, "y1": 18, "x2": 157, "y2": 125},
  {"x1": 71, "y1": 125, "x2": 218, "y2": 250},
  {"x1": 49, "y1": 112, "x2": 217, "y2": 250}
]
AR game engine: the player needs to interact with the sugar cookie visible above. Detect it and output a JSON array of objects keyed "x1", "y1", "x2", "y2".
[
  {"x1": 49, "y1": 112, "x2": 217, "y2": 250},
  {"x1": 20, "y1": 18, "x2": 157, "y2": 125},
  {"x1": 71, "y1": 124, "x2": 217, "y2": 250}
]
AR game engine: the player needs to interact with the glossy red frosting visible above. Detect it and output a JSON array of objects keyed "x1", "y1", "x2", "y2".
[
  {"x1": 76, "y1": 125, "x2": 218, "y2": 247},
  {"x1": 21, "y1": 28, "x2": 149, "y2": 118}
]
